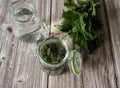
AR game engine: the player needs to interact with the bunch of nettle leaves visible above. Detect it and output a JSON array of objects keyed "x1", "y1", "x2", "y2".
[{"x1": 55, "y1": 0, "x2": 102, "y2": 54}]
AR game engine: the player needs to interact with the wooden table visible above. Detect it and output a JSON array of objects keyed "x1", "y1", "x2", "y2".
[{"x1": 0, "y1": 0, "x2": 120, "y2": 88}]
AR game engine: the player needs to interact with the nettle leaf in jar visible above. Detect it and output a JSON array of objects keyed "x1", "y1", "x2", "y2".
[{"x1": 40, "y1": 42, "x2": 66, "y2": 64}]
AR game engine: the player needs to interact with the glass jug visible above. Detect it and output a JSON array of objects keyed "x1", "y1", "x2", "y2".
[
  {"x1": 9, "y1": 0, "x2": 48, "y2": 42},
  {"x1": 37, "y1": 37, "x2": 83, "y2": 76}
]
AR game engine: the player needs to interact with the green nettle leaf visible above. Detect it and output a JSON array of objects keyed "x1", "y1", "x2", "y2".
[
  {"x1": 72, "y1": 19, "x2": 79, "y2": 32},
  {"x1": 72, "y1": 26, "x2": 78, "y2": 32},
  {"x1": 64, "y1": 0, "x2": 77, "y2": 10},
  {"x1": 55, "y1": 19, "x2": 72, "y2": 32},
  {"x1": 54, "y1": 25, "x2": 62, "y2": 30},
  {"x1": 88, "y1": 19, "x2": 92, "y2": 32},
  {"x1": 78, "y1": 0, "x2": 90, "y2": 6},
  {"x1": 55, "y1": 0, "x2": 101, "y2": 54},
  {"x1": 62, "y1": 10, "x2": 79, "y2": 21},
  {"x1": 92, "y1": 5, "x2": 96, "y2": 16},
  {"x1": 78, "y1": 15, "x2": 86, "y2": 33},
  {"x1": 80, "y1": 39, "x2": 88, "y2": 51}
]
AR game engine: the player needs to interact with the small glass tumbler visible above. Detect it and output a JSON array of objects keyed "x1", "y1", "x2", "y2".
[
  {"x1": 37, "y1": 37, "x2": 83, "y2": 76},
  {"x1": 9, "y1": 0, "x2": 48, "y2": 42}
]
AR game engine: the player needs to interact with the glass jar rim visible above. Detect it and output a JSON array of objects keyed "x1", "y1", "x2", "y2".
[
  {"x1": 9, "y1": 1, "x2": 36, "y2": 22},
  {"x1": 37, "y1": 37, "x2": 70, "y2": 68}
]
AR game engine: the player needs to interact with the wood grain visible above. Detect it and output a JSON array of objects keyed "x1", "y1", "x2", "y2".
[
  {"x1": 0, "y1": 0, "x2": 51, "y2": 88},
  {"x1": 103, "y1": 0, "x2": 120, "y2": 87},
  {"x1": 0, "y1": 0, "x2": 120, "y2": 88},
  {"x1": 48, "y1": 0, "x2": 118, "y2": 88}
]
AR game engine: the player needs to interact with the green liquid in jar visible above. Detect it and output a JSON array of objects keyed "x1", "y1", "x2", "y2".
[{"x1": 40, "y1": 42, "x2": 66, "y2": 64}]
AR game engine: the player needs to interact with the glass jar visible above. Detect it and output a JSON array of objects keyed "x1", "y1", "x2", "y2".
[
  {"x1": 37, "y1": 37, "x2": 83, "y2": 76},
  {"x1": 9, "y1": 0, "x2": 48, "y2": 42}
]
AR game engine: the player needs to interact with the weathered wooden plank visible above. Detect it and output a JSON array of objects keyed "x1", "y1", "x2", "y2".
[
  {"x1": 0, "y1": 0, "x2": 51, "y2": 88},
  {"x1": 50, "y1": 0, "x2": 63, "y2": 34},
  {"x1": 80, "y1": 0, "x2": 117, "y2": 88},
  {"x1": 0, "y1": 0, "x2": 119, "y2": 88},
  {"x1": 0, "y1": 0, "x2": 16, "y2": 88},
  {"x1": 103, "y1": 0, "x2": 120, "y2": 87},
  {"x1": 10, "y1": 42, "x2": 48, "y2": 88},
  {"x1": 49, "y1": 0, "x2": 76, "y2": 87},
  {"x1": 0, "y1": 0, "x2": 8, "y2": 26},
  {"x1": 48, "y1": 0, "x2": 117, "y2": 88}
]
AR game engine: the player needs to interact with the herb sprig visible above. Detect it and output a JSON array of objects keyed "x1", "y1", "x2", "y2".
[{"x1": 55, "y1": 0, "x2": 102, "y2": 54}]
